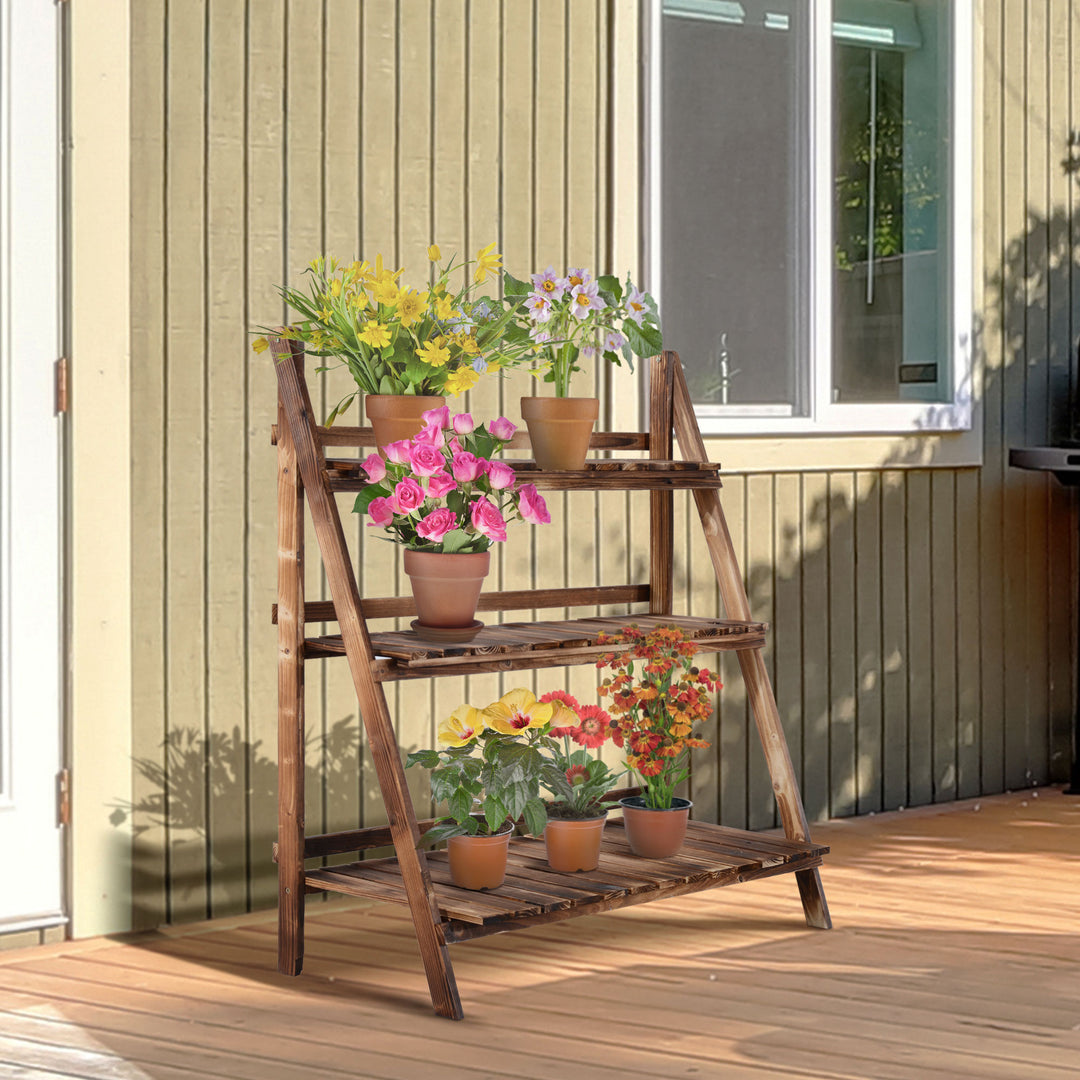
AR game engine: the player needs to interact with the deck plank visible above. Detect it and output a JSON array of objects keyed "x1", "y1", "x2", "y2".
[{"x1": 0, "y1": 790, "x2": 1077, "y2": 1078}]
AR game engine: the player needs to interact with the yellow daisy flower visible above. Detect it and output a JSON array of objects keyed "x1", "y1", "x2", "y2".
[
  {"x1": 483, "y1": 688, "x2": 553, "y2": 735},
  {"x1": 428, "y1": 243, "x2": 442, "y2": 261},
  {"x1": 396, "y1": 288, "x2": 428, "y2": 327},
  {"x1": 251, "y1": 336, "x2": 270, "y2": 354},
  {"x1": 371, "y1": 278, "x2": 400, "y2": 307},
  {"x1": 358, "y1": 320, "x2": 391, "y2": 348},
  {"x1": 434, "y1": 294, "x2": 456, "y2": 321},
  {"x1": 444, "y1": 367, "x2": 481, "y2": 396},
  {"x1": 416, "y1": 338, "x2": 451, "y2": 368},
  {"x1": 473, "y1": 241, "x2": 502, "y2": 284},
  {"x1": 438, "y1": 705, "x2": 485, "y2": 747}
]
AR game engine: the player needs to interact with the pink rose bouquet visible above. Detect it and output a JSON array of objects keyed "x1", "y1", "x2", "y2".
[{"x1": 354, "y1": 405, "x2": 551, "y2": 552}]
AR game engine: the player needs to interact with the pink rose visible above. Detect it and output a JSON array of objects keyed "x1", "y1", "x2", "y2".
[
  {"x1": 452, "y1": 451, "x2": 485, "y2": 482},
  {"x1": 452, "y1": 412, "x2": 475, "y2": 435},
  {"x1": 390, "y1": 476, "x2": 425, "y2": 514},
  {"x1": 489, "y1": 416, "x2": 517, "y2": 441},
  {"x1": 485, "y1": 460, "x2": 516, "y2": 490},
  {"x1": 384, "y1": 439, "x2": 412, "y2": 465},
  {"x1": 447, "y1": 436, "x2": 463, "y2": 454},
  {"x1": 517, "y1": 483, "x2": 551, "y2": 525},
  {"x1": 415, "y1": 507, "x2": 459, "y2": 544},
  {"x1": 421, "y1": 404, "x2": 451, "y2": 430},
  {"x1": 426, "y1": 470, "x2": 457, "y2": 499},
  {"x1": 470, "y1": 496, "x2": 508, "y2": 542},
  {"x1": 412, "y1": 423, "x2": 446, "y2": 450},
  {"x1": 367, "y1": 496, "x2": 395, "y2": 527},
  {"x1": 408, "y1": 442, "x2": 444, "y2": 477},
  {"x1": 360, "y1": 452, "x2": 386, "y2": 484}
]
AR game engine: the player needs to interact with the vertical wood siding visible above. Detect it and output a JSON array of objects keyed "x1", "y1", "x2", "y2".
[{"x1": 127, "y1": 0, "x2": 1078, "y2": 927}]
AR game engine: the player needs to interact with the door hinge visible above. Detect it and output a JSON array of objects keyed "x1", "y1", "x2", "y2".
[
  {"x1": 57, "y1": 768, "x2": 71, "y2": 827},
  {"x1": 55, "y1": 357, "x2": 68, "y2": 414}
]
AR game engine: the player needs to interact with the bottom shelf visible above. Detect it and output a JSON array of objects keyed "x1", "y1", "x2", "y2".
[{"x1": 305, "y1": 820, "x2": 827, "y2": 942}]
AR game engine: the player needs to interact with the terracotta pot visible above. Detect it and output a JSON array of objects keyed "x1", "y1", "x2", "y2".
[
  {"x1": 520, "y1": 396, "x2": 599, "y2": 471},
  {"x1": 619, "y1": 796, "x2": 692, "y2": 859},
  {"x1": 364, "y1": 393, "x2": 444, "y2": 451},
  {"x1": 403, "y1": 549, "x2": 490, "y2": 632},
  {"x1": 544, "y1": 814, "x2": 607, "y2": 872},
  {"x1": 446, "y1": 822, "x2": 513, "y2": 890}
]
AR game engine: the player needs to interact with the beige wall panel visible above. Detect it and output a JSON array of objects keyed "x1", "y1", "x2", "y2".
[{"x1": 115, "y1": 0, "x2": 1079, "y2": 931}]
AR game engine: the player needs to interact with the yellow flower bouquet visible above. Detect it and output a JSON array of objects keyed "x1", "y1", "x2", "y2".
[{"x1": 254, "y1": 244, "x2": 533, "y2": 421}]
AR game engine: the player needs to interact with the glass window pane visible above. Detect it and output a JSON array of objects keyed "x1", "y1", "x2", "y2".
[
  {"x1": 832, "y1": 0, "x2": 950, "y2": 403},
  {"x1": 660, "y1": 0, "x2": 809, "y2": 411}
]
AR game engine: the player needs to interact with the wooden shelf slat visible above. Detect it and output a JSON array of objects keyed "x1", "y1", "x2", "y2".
[
  {"x1": 304, "y1": 820, "x2": 828, "y2": 936},
  {"x1": 300, "y1": 613, "x2": 768, "y2": 673},
  {"x1": 271, "y1": 424, "x2": 650, "y2": 452},
  {"x1": 323, "y1": 457, "x2": 724, "y2": 492}
]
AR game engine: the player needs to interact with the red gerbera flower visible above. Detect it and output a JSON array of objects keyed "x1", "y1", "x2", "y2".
[
  {"x1": 565, "y1": 764, "x2": 589, "y2": 787},
  {"x1": 571, "y1": 704, "x2": 612, "y2": 748}
]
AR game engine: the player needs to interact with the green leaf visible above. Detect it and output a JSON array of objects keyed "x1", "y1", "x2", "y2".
[
  {"x1": 597, "y1": 274, "x2": 622, "y2": 301},
  {"x1": 419, "y1": 820, "x2": 467, "y2": 847},
  {"x1": 522, "y1": 798, "x2": 548, "y2": 837},
  {"x1": 352, "y1": 485, "x2": 383, "y2": 516},
  {"x1": 624, "y1": 319, "x2": 663, "y2": 358},
  {"x1": 405, "y1": 749, "x2": 442, "y2": 770},
  {"x1": 440, "y1": 528, "x2": 473, "y2": 554},
  {"x1": 483, "y1": 795, "x2": 508, "y2": 833},
  {"x1": 447, "y1": 787, "x2": 473, "y2": 826},
  {"x1": 502, "y1": 271, "x2": 531, "y2": 296},
  {"x1": 378, "y1": 374, "x2": 395, "y2": 394}
]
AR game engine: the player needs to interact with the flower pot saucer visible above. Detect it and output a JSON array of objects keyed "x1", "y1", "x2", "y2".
[{"x1": 409, "y1": 619, "x2": 485, "y2": 643}]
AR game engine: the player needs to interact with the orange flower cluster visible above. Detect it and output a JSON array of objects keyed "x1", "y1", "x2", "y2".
[{"x1": 596, "y1": 625, "x2": 719, "y2": 799}]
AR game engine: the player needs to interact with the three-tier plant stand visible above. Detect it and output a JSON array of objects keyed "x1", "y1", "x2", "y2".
[{"x1": 270, "y1": 343, "x2": 831, "y2": 1020}]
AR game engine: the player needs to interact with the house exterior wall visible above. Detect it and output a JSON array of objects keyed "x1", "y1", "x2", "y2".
[{"x1": 73, "y1": 0, "x2": 1076, "y2": 934}]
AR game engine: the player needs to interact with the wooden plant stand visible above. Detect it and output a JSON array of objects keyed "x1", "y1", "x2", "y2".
[{"x1": 270, "y1": 344, "x2": 831, "y2": 1020}]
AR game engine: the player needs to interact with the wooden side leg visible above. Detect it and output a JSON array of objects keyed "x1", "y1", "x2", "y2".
[
  {"x1": 273, "y1": 341, "x2": 463, "y2": 1018},
  {"x1": 737, "y1": 645, "x2": 832, "y2": 929},
  {"x1": 277, "y1": 397, "x2": 306, "y2": 974}
]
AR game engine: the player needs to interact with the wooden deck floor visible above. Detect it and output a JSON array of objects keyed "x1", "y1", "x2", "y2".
[{"x1": 1, "y1": 789, "x2": 1078, "y2": 1079}]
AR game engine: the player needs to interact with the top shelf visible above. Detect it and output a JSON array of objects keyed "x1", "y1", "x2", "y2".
[{"x1": 324, "y1": 457, "x2": 723, "y2": 492}]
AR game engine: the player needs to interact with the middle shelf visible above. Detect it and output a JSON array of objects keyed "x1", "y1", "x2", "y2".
[{"x1": 303, "y1": 612, "x2": 768, "y2": 680}]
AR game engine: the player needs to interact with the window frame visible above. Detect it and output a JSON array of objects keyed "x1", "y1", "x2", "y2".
[{"x1": 644, "y1": 0, "x2": 974, "y2": 437}]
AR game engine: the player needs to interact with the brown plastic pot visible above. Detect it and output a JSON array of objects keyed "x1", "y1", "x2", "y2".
[
  {"x1": 446, "y1": 822, "x2": 513, "y2": 890},
  {"x1": 544, "y1": 814, "x2": 607, "y2": 872},
  {"x1": 364, "y1": 393, "x2": 444, "y2": 451},
  {"x1": 619, "y1": 796, "x2": 692, "y2": 859},
  {"x1": 403, "y1": 549, "x2": 490, "y2": 633},
  {"x1": 520, "y1": 396, "x2": 599, "y2": 471}
]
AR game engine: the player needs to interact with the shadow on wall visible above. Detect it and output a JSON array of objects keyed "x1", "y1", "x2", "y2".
[
  {"x1": 723, "y1": 204, "x2": 1078, "y2": 830},
  {"x1": 110, "y1": 717, "x2": 365, "y2": 927}
]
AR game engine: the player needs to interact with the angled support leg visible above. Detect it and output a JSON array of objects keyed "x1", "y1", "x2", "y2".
[
  {"x1": 670, "y1": 353, "x2": 831, "y2": 930},
  {"x1": 649, "y1": 354, "x2": 675, "y2": 614},
  {"x1": 272, "y1": 340, "x2": 464, "y2": 1019},
  {"x1": 277, "y1": 392, "x2": 306, "y2": 975}
]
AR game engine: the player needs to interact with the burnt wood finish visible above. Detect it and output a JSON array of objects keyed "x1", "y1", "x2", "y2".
[
  {"x1": 649, "y1": 352, "x2": 677, "y2": 614},
  {"x1": 275, "y1": 366, "x2": 305, "y2": 977},
  {"x1": 671, "y1": 356, "x2": 832, "y2": 930},
  {"x1": 271, "y1": 342, "x2": 830, "y2": 1019},
  {"x1": 272, "y1": 338, "x2": 463, "y2": 1020}
]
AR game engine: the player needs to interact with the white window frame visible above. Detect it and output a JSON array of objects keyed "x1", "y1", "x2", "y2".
[{"x1": 645, "y1": 0, "x2": 973, "y2": 437}]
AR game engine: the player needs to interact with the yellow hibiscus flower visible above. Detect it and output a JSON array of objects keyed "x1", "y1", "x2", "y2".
[
  {"x1": 473, "y1": 241, "x2": 502, "y2": 284},
  {"x1": 483, "y1": 688, "x2": 553, "y2": 735},
  {"x1": 438, "y1": 705, "x2": 485, "y2": 747}
]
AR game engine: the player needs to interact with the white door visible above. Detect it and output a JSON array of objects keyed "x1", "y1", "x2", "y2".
[{"x1": 0, "y1": 0, "x2": 65, "y2": 931}]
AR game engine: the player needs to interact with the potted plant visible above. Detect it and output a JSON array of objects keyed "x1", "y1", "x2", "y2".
[
  {"x1": 503, "y1": 267, "x2": 663, "y2": 470},
  {"x1": 354, "y1": 405, "x2": 550, "y2": 638},
  {"x1": 536, "y1": 691, "x2": 623, "y2": 872},
  {"x1": 406, "y1": 689, "x2": 552, "y2": 890},
  {"x1": 254, "y1": 245, "x2": 532, "y2": 449},
  {"x1": 596, "y1": 625, "x2": 720, "y2": 859}
]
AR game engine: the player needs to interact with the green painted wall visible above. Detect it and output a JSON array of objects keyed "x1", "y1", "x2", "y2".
[{"x1": 123, "y1": 0, "x2": 1077, "y2": 930}]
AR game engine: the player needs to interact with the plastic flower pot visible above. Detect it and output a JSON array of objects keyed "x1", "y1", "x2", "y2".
[
  {"x1": 403, "y1": 549, "x2": 490, "y2": 638},
  {"x1": 364, "y1": 394, "x2": 445, "y2": 451},
  {"x1": 520, "y1": 396, "x2": 599, "y2": 471},
  {"x1": 446, "y1": 821, "x2": 514, "y2": 890},
  {"x1": 619, "y1": 796, "x2": 692, "y2": 859},
  {"x1": 544, "y1": 813, "x2": 607, "y2": 872}
]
